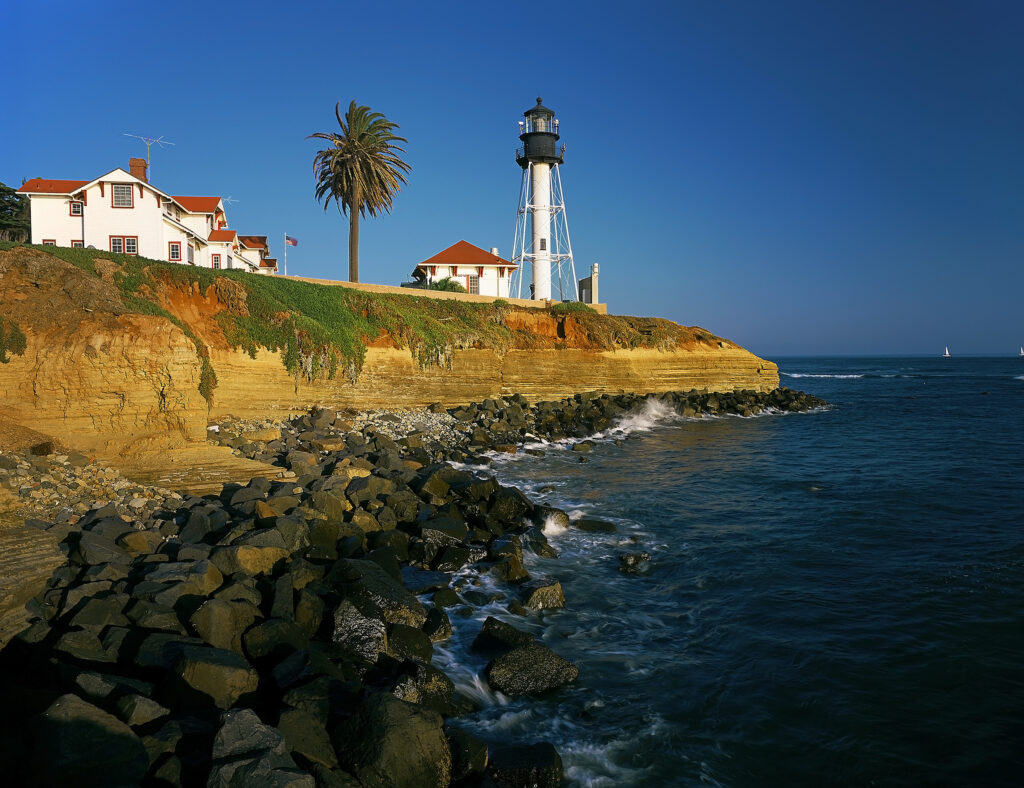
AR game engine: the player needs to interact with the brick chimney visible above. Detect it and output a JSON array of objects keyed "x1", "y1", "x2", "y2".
[{"x1": 129, "y1": 157, "x2": 148, "y2": 183}]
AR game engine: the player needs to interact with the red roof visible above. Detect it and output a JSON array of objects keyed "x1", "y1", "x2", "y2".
[
  {"x1": 173, "y1": 196, "x2": 222, "y2": 213},
  {"x1": 238, "y1": 235, "x2": 267, "y2": 249},
  {"x1": 208, "y1": 230, "x2": 237, "y2": 242},
  {"x1": 17, "y1": 179, "x2": 89, "y2": 195},
  {"x1": 260, "y1": 258, "x2": 278, "y2": 268},
  {"x1": 418, "y1": 240, "x2": 514, "y2": 267}
]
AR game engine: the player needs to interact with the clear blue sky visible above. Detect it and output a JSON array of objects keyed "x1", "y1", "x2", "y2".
[{"x1": 5, "y1": 0, "x2": 1022, "y2": 356}]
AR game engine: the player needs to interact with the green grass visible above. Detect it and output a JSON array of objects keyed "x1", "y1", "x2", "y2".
[
  {"x1": 550, "y1": 300, "x2": 595, "y2": 314},
  {"x1": 0, "y1": 317, "x2": 27, "y2": 363}
]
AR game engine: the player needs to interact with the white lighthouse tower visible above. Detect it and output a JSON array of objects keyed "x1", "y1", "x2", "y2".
[{"x1": 511, "y1": 98, "x2": 577, "y2": 301}]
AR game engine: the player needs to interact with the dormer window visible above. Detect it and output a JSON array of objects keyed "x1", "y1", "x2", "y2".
[
  {"x1": 69, "y1": 201, "x2": 83, "y2": 216},
  {"x1": 112, "y1": 184, "x2": 134, "y2": 208}
]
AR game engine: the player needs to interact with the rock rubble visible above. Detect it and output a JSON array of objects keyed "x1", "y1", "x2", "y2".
[{"x1": 0, "y1": 386, "x2": 825, "y2": 786}]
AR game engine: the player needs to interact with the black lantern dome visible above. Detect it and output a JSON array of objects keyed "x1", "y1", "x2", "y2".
[{"x1": 516, "y1": 97, "x2": 564, "y2": 168}]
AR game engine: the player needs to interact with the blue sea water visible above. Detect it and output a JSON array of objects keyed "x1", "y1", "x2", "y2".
[{"x1": 435, "y1": 357, "x2": 1024, "y2": 786}]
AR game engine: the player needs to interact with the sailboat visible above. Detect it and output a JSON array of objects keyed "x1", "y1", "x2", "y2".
[
  {"x1": 942, "y1": 347, "x2": 951, "y2": 358},
  {"x1": 1019, "y1": 346, "x2": 1023, "y2": 357}
]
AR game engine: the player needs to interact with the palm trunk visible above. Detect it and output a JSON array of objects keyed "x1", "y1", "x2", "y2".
[{"x1": 348, "y1": 186, "x2": 360, "y2": 283}]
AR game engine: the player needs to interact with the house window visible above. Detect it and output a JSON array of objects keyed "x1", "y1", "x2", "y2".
[
  {"x1": 69, "y1": 201, "x2": 83, "y2": 216},
  {"x1": 467, "y1": 275, "x2": 480, "y2": 295},
  {"x1": 187, "y1": 245, "x2": 194, "y2": 264},
  {"x1": 110, "y1": 236, "x2": 138, "y2": 254},
  {"x1": 112, "y1": 184, "x2": 134, "y2": 208},
  {"x1": 42, "y1": 239, "x2": 56, "y2": 246},
  {"x1": 169, "y1": 242, "x2": 181, "y2": 261},
  {"x1": 71, "y1": 240, "x2": 84, "y2": 248},
  {"x1": 211, "y1": 254, "x2": 221, "y2": 270}
]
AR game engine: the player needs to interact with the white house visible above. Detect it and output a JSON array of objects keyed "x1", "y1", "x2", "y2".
[
  {"x1": 17, "y1": 158, "x2": 276, "y2": 274},
  {"x1": 413, "y1": 240, "x2": 517, "y2": 297}
]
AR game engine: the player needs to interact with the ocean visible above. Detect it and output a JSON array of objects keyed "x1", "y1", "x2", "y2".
[{"x1": 435, "y1": 356, "x2": 1024, "y2": 786}]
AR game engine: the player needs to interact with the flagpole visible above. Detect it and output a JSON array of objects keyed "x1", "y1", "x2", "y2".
[{"x1": 284, "y1": 232, "x2": 288, "y2": 276}]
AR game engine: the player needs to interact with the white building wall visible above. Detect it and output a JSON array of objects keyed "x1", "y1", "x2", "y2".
[
  {"x1": 236, "y1": 247, "x2": 261, "y2": 271},
  {"x1": 422, "y1": 265, "x2": 513, "y2": 297},
  {"x1": 78, "y1": 180, "x2": 164, "y2": 258},
  {"x1": 161, "y1": 220, "x2": 190, "y2": 264},
  {"x1": 180, "y1": 213, "x2": 210, "y2": 238},
  {"x1": 29, "y1": 195, "x2": 83, "y2": 246}
]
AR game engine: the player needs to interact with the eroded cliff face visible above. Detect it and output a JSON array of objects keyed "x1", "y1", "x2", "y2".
[
  {"x1": 0, "y1": 248, "x2": 778, "y2": 455},
  {"x1": 0, "y1": 250, "x2": 205, "y2": 455}
]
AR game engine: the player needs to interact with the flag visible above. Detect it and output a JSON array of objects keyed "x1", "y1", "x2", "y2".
[{"x1": 285, "y1": 235, "x2": 298, "y2": 247}]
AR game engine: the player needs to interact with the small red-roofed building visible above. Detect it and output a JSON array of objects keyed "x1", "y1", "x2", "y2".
[
  {"x1": 413, "y1": 240, "x2": 517, "y2": 296},
  {"x1": 17, "y1": 159, "x2": 274, "y2": 273},
  {"x1": 237, "y1": 235, "x2": 277, "y2": 275}
]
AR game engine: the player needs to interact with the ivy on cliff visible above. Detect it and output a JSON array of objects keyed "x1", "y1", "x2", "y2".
[
  {"x1": 0, "y1": 317, "x2": 27, "y2": 363},
  {"x1": 0, "y1": 243, "x2": 714, "y2": 401}
]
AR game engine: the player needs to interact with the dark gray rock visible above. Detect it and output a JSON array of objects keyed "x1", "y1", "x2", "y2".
[
  {"x1": 30, "y1": 694, "x2": 149, "y2": 787},
  {"x1": 518, "y1": 578, "x2": 565, "y2": 610},
  {"x1": 243, "y1": 618, "x2": 308, "y2": 661},
  {"x1": 422, "y1": 607, "x2": 453, "y2": 643},
  {"x1": 387, "y1": 623, "x2": 433, "y2": 662},
  {"x1": 171, "y1": 644, "x2": 259, "y2": 709},
  {"x1": 76, "y1": 530, "x2": 131, "y2": 566},
  {"x1": 471, "y1": 616, "x2": 535, "y2": 657},
  {"x1": 487, "y1": 742, "x2": 563, "y2": 788},
  {"x1": 278, "y1": 707, "x2": 338, "y2": 769},
  {"x1": 332, "y1": 693, "x2": 450, "y2": 787},
  {"x1": 572, "y1": 516, "x2": 617, "y2": 533},
  {"x1": 330, "y1": 558, "x2": 426, "y2": 627},
  {"x1": 447, "y1": 727, "x2": 489, "y2": 784},
  {"x1": 485, "y1": 642, "x2": 578, "y2": 696},
  {"x1": 208, "y1": 708, "x2": 313, "y2": 787},
  {"x1": 619, "y1": 551, "x2": 652, "y2": 573},
  {"x1": 114, "y1": 693, "x2": 170, "y2": 727},
  {"x1": 331, "y1": 599, "x2": 387, "y2": 664}
]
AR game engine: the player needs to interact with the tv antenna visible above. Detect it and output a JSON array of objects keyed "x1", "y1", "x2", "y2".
[
  {"x1": 123, "y1": 133, "x2": 175, "y2": 177},
  {"x1": 223, "y1": 196, "x2": 239, "y2": 205}
]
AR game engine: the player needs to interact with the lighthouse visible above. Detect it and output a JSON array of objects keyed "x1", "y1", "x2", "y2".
[{"x1": 511, "y1": 98, "x2": 577, "y2": 301}]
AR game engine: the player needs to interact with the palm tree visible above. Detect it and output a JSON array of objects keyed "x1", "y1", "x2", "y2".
[{"x1": 309, "y1": 101, "x2": 411, "y2": 283}]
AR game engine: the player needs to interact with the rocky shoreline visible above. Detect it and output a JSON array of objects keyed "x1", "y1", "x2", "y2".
[{"x1": 0, "y1": 387, "x2": 824, "y2": 787}]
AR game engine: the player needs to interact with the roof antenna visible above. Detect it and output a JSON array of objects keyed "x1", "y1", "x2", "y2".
[
  {"x1": 123, "y1": 133, "x2": 175, "y2": 179},
  {"x1": 223, "y1": 196, "x2": 239, "y2": 205}
]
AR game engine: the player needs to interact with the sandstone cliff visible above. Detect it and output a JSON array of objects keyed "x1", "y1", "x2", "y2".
[{"x1": 0, "y1": 246, "x2": 778, "y2": 456}]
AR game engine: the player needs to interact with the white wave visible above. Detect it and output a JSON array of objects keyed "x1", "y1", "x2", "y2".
[
  {"x1": 590, "y1": 398, "x2": 683, "y2": 441},
  {"x1": 782, "y1": 372, "x2": 864, "y2": 379},
  {"x1": 1014, "y1": 375, "x2": 1024, "y2": 381},
  {"x1": 542, "y1": 513, "x2": 568, "y2": 536}
]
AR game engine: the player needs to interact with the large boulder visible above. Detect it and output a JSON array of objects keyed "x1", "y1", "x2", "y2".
[
  {"x1": 30, "y1": 694, "x2": 149, "y2": 787},
  {"x1": 485, "y1": 643, "x2": 578, "y2": 696},
  {"x1": 487, "y1": 742, "x2": 563, "y2": 788},
  {"x1": 471, "y1": 616, "x2": 535, "y2": 657},
  {"x1": 332, "y1": 693, "x2": 450, "y2": 787},
  {"x1": 330, "y1": 559, "x2": 426, "y2": 628},
  {"x1": 518, "y1": 578, "x2": 565, "y2": 611},
  {"x1": 207, "y1": 708, "x2": 314, "y2": 787},
  {"x1": 332, "y1": 599, "x2": 388, "y2": 664},
  {"x1": 171, "y1": 644, "x2": 260, "y2": 709}
]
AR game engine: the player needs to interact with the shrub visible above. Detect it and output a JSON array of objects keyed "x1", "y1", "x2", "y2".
[{"x1": 428, "y1": 277, "x2": 467, "y2": 293}]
